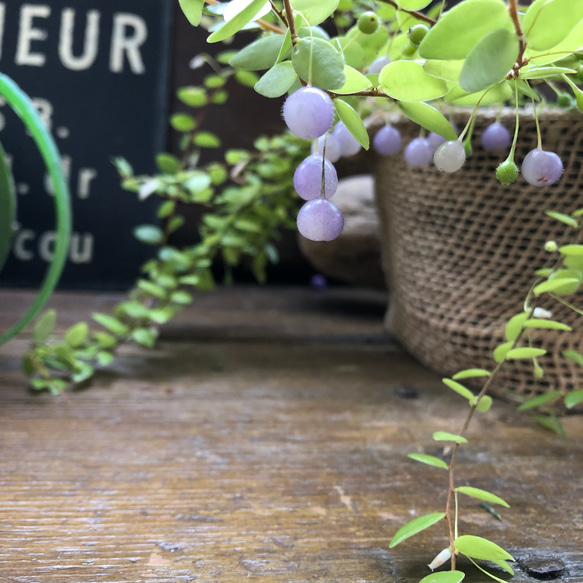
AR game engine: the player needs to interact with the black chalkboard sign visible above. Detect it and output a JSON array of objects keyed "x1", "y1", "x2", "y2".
[{"x1": 0, "y1": 0, "x2": 172, "y2": 289}]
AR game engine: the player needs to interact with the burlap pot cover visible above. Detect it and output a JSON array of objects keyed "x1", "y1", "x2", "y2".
[{"x1": 373, "y1": 108, "x2": 583, "y2": 400}]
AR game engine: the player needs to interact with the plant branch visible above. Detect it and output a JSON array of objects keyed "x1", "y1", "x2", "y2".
[
  {"x1": 508, "y1": 0, "x2": 527, "y2": 71},
  {"x1": 282, "y1": 0, "x2": 298, "y2": 44},
  {"x1": 377, "y1": 0, "x2": 437, "y2": 25}
]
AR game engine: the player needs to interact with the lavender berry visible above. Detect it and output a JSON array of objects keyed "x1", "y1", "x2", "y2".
[
  {"x1": 404, "y1": 137, "x2": 433, "y2": 167},
  {"x1": 294, "y1": 155, "x2": 338, "y2": 200},
  {"x1": 283, "y1": 87, "x2": 334, "y2": 140},
  {"x1": 373, "y1": 125, "x2": 402, "y2": 156},
  {"x1": 521, "y1": 149, "x2": 563, "y2": 187},
  {"x1": 297, "y1": 199, "x2": 344, "y2": 241},
  {"x1": 481, "y1": 122, "x2": 511, "y2": 151},
  {"x1": 434, "y1": 140, "x2": 466, "y2": 173},
  {"x1": 334, "y1": 122, "x2": 362, "y2": 157}
]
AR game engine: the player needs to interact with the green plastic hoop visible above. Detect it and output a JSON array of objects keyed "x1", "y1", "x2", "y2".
[{"x1": 0, "y1": 74, "x2": 72, "y2": 345}]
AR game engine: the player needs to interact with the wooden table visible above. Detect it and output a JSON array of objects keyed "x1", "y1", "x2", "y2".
[{"x1": 0, "y1": 287, "x2": 581, "y2": 582}]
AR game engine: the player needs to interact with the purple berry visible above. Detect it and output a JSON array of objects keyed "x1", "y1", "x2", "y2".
[
  {"x1": 427, "y1": 132, "x2": 447, "y2": 153},
  {"x1": 434, "y1": 140, "x2": 466, "y2": 173},
  {"x1": 312, "y1": 133, "x2": 342, "y2": 163},
  {"x1": 297, "y1": 199, "x2": 344, "y2": 241},
  {"x1": 368, "y1": 55, "x2": 391, "y2": 75},
  {"x1": 522, "y1": 149, "x2": 563, "y2": 187},
  {"x1": 404, "y1": 137, "x2": 433, "y2": 167},
  {"x1": 310, "y1": 274, "x2": 328, "y2": 290},
  {"x1": 373, "y1": 125, "x2": 402, "y2": 155},
  {"x1": 293, "y1": 155, "x2": 338, "y2": 200},
  {"x1": 334, "y1": 122, "x2": 362, "y2": 157},
  {"x1": 481, "y1": 122, "x2": 511, "y2": 151},
  {"x1": 283, "y1": 87, "x2": 334, "y2": 140}
]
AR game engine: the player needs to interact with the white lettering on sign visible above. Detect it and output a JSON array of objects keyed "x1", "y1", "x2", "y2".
[
  {"x1": 16, "y1": 4, "x2": 50, "y2": 67},
  {"x1": 110, "y1": 13, "x2": 147, "y2": 74},
  {"x1": 13, "y1": 229, "x2": 94, "y2": 263},
  {"x1": 31, "y1": 97, "x2": 53, "y2": 129},
  {"x1": 0, "y1": 4, "x2": 148, "y2": 74},
  {"x1": 59, "y1": 9, "x2": 100, "y2": 71},
  {"x1": 0, "y1": 4, "x2": 5, "y2": 60}
]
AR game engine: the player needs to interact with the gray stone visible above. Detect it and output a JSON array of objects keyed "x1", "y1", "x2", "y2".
[{"x1": 298, "y1": 174, "x2": 385, "y2": 289}]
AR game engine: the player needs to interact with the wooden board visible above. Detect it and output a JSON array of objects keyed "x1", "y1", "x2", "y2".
[{"x1": 0, "y1": 287, "x2": 581, "y2": 582}]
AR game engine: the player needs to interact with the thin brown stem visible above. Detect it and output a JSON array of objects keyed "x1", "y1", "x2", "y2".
[
  {"x1": 377, "y1": 0, "x2": 436, "y2": 25},
  {"x1": 508, "y1": 0, "x2": 527, "y2": 69},
  {"x1": 282, "y1": 0, "x2": 298, "y2": 44}
]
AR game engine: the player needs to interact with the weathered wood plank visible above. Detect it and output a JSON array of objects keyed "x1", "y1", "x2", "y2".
[{"x1": 0, "y1": 289, "x2": 581, "y2": 582}]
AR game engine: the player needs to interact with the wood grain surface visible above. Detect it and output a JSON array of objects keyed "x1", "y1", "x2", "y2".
[{"x1": 0, "y1": 287, "x2": 581, "y2": 582}]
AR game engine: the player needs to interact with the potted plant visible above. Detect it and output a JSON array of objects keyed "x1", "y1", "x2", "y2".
[
  {"x1": 18, "y1": 0, "x2": 583, "y2": 581},
  {"x1": 172, "y1": 0, "x2": 583, "y2": 582}
]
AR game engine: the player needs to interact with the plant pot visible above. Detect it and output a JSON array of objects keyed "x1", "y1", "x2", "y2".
[{"x1": 373, "y1": 108, "x2": 583, "y2": 400}]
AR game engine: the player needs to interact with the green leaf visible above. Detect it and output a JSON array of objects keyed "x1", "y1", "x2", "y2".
[
  {"x1": 290, "y1": 0, "x2": 339, "y2": 25},
  {"x1": 389, "y1": 512, "x2": 446, "y2": 548},
  {"x1": 517, "y1": 390, "x2": 562, "y2": 411},
  {"x1": 138, "y1": 280, "x2": 167, "y2": 300},
  {"x1": 134, "y1": 225, "x2": 163, "y2": 245},
  {"x1": 424, "y1": 60, "x2": 465, "y2": 82},
  {"x1": 170, "y1": 113, "x2": 196, "y2": 132},
  {"x1": 533, "y1": 278, "x2": 580, "y2": 296},
  {"x1": 456, "y1": 486, "x2": 509, "y2": 508},
  {"x1": 559, "y1": 244, "x2": 583, "y2": 256},
  {"x1": 535, "y1": 413, "x2": 566, "y2": 437},
  {"x1": 235, "y1": 70, "x2": 260, "y2": 87},
  {"x1": 527, "y1": 17, "x2": 583, "y2": 64},
  {"x1": 399, "y1": 0, "x2": 432, "y2": 8},
  {"x1": 505, "y1": 312, "x2": 528, "y2": 342},
  {"x1": 419, "y1": 0, "x2": 512, "y2": 60},
  {"x1": 475, "y1": 395, "x2": 493, "y2": 412},
  {"x1": 92, "y1": 313, "x2": 129, "y2": 336},
  {"x1": 523, "y1": 0, "x2": 583, "y2": 51},
  {"x1": 565, "y1": 390, "x2": 583, "y2": 409},
  {"x1": 156, "y1": 153, "x2": 181, "y2": 174},
  {"x1": 33, "y1": 310, "x2": 57, "y2": 344},
  {"x1": 335, "y1": 99, "x2": 369, "y2": 150},
  {"x1": 208, "y1": 0, "x2": 269, "y2": 43},
  {"x1": 97, "y1": 351, "x2": 115, "y2": 366},
  {"x1": 292, "y1": 37, "x2": 345, "y2": 90},
  {"x1": 445, "y1": 81, "x2": 513, "y2": 106},
  {"x1": 334, "y1": 66, "x2": 373, "y2": 95},
  {"x1": 178, "y1": 0, "x2": 205, "y2": 26},
  {"x1": 229, "y1": 34, "x2": 286, "y2": 71},
  {"x1": 506, "y1": 347, "x2": 547, "y2": 359},
  {"x1": 398, "y1": 101, "x2": 457, "y2": 140},
  {"x1": 379, "y1": 61, "x2": 449, "y2": 101},
  {"x1": 177, "y1": 86, "x2": 207, "y2": 107},
  {"x1": 184, "y1": 172, "x2": 212, "y2": 194},
  {"x1": 460, "y1": 28, "x2": 519, "y2": 93},
  {"x1": 442, "y1": 378, "x2": 475, "y2": 402},
  {"x1": 171, "y1": 290, "x2": 193, "y2": 305},
  {"x1": 419, "y1": 572, "x2": 465, "y2": 583},
  {"x1": 132, "y1": 328, "x2": 158, "y2": 348},
  {"x1": 493, "y1": 341, "x2": 513, "y2": 363},
  {"x1": 72, "y1": 362, "x2": 94, "y2": 384},
  {"x1": 521, "y1": 65, "x2": 577, "y2": 80},
  {"x1": 455, "y1": 535, "x2": 514, "y2": 563},
  {"x1": 563, "y1": 349, "x2": 583, "y2": 367},
  {"x1": 255, "y1": 62, "x2": 297, "y2": 98},
  {"x1": 433, "y1": 431, "x2": 467, "y2": 444},
  {"x1": 545, "y1": 210, "x2": 579, "y2": 228},
  {"x1": 120, "y1": 301, "x2": 150, "y2": 319},
  {"x1": 65, "y1": 322, "x2": 89, "y2": 348},
  {"x1": 407, "y1": 453, "x2": 449, "y2": 470},
  {"x1": 523, "y1": 319, "x2": 572, "y2": 332},
  {"x1": 0, "y1": 141, "x2": 16, "y2": 274},
  {"x1": 453, "y1": 368, "x2": 491, "y2": 380},
  {"x1": 148, "y1": 307, "x2": 178, "y2": 324},
  {"x1": 194, "y1": 131, "x2": 221, "y2": 148}
]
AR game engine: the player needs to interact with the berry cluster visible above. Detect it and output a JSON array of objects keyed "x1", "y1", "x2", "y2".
[
  {"x1": 283, "y1": 86, "x2": 366, "y2": 242},
  {"x1": 283, "y1": 87, "x2": 564, "y2": 241}
]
